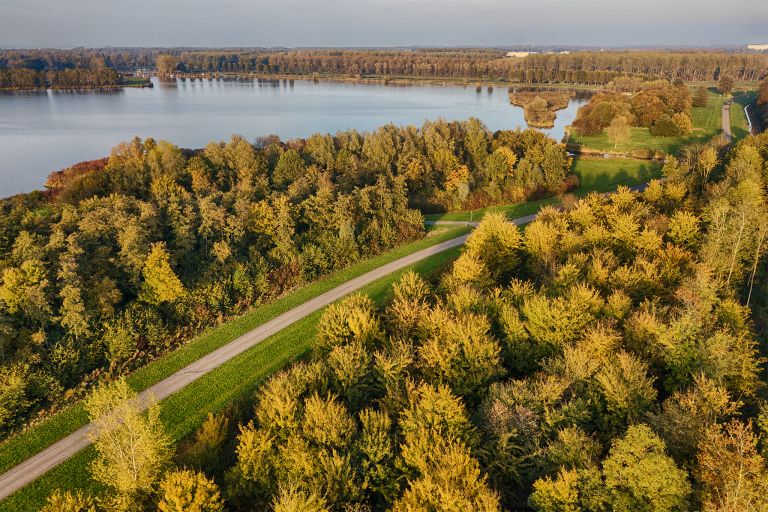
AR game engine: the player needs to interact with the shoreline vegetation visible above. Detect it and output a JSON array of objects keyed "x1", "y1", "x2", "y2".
[
  {"x1": 2, "y1": 47, "x2": 766, "y2": 91},
  {"x1": 508, "y1": 90, "x2": 575, "y2": 128}
]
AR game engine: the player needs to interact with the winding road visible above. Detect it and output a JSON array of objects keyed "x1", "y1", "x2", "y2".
[{"x1": 0, "y1": 214, "x2": 541, "y2": 501}]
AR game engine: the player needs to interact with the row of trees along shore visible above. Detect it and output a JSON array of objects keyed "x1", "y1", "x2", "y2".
[
  {"x1": 2, "y1": 48, "x2": 767, "y2": 89},
  {"x1": 40, "y1": 130, "x2": 768, "y2": 511},
  {"x1": 0, "y1": 54, "x2": 121, "y2": 89},
  {"x1": 0, "y1": 121, "x2": 571, "y2": 436}
]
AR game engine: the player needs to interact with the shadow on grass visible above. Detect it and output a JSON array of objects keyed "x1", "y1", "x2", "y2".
[{"x1": 574, "y1": 160, "x2": 662, "y2": 193}]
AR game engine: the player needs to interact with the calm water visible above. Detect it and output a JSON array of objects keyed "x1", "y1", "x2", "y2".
[{"x1": 0, "y1": 77, "x2": 587, "y2": 197}]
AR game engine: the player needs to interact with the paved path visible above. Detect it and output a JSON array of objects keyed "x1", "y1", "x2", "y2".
[
  {"x1": 744, "y1": 104, "x2": 754, "y2": 135},
  {"x1": 425, "y1": 213, "x2": 537, "y2": 228},
  {"x1": 722, "y1": 102, "x2": 732, "y2": 141},
  {"x1": 0, "y1": 224, "x2": 497, "y2": 500}
]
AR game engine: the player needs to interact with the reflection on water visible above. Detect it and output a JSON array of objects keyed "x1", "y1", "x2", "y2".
[{"x1": 0, "y1": 77, "x2": 588, "y2": 196}]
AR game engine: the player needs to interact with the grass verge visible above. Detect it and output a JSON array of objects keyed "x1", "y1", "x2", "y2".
[
  {"x1": 0, "y1": 244, "x2": 464, "y2": 511},
  {"x1": 731, "y1": 91, "x2": 757, "y2": 140},
  {"x1": 0, "y1": 225, "x2": 470, "y2": 477}
]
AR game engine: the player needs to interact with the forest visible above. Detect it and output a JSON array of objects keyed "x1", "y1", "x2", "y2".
[
  {"x1": 572, "y1": 80, "x2": 693, "y2": 137},
  {"x1": 2, "y1": 48, "x2": 767, "y2": 89},
  {"x1": 35, "y1": 127, "x2": 768, "y2": 511},
  {"x1": 0, "y1": 121, "x2": 571, "y2": 437}
]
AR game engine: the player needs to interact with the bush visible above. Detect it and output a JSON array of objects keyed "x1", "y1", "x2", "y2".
[{"x1": 650, "y1": 114, "x2": 683, "y2": 137}]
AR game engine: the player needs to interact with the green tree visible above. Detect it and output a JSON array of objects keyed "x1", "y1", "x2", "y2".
[
  {"x1": 465, "y1": 212, "x2": 522, "y2": 282},
  {"x1": 272, "y1": 485, "x2": 329, "y2": 512},
  {"x1": 602, "y1": 424, "x2": 691, "y2": 512},
  {"x1": 393, "y1": 438, "x2": 501, "y2": 512},
  {"x1": 273, "y1": 149, "x2": 306, "y2": 190},
  {"x1": 315, "y1": 294, "x2": 381, "y2": 354}
]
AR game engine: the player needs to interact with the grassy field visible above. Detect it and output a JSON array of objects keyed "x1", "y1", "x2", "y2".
[
  {"x1": 0, "y1": 242, "x2": 465, "y2": 511},
  {"x1": 423, "y1": 196, "x2": 557, "y2": 222},
  {"x1": 424, "y1": 156, "x2": 662, "y2": 222},
  {"x1": 0, "y1": 225, "x2": 470, "y2": 483},
  {"x1": 731, "y1": 90, "x2": 757, "y2": 140},
  {"x1": 568, "y1": 90, "x2": 726, "y2": 154},
  {"x1": 572, "y1": 157, "x2": 662, "y2": 192}
]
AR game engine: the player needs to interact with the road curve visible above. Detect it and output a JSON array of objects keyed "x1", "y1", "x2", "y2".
[{"x1": 1, "y1": 226, "x2": 494, "y2": 500}]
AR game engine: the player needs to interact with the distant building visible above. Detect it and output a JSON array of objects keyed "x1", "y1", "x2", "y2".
[
  {"x1": 747, "y1": 44, "x2": 768, "y2": 52},
  {"x1": 505, "y1": 50, "x2": 570, "y2": 58}
]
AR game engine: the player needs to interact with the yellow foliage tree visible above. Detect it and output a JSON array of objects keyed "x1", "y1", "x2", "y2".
[
  {"x1": 140, "y1": 242, "x2": 184, "y2": 305},
  {"x1": 85, "y1": 378, "x2": 172, "y2": 505},
  {"x1": 157, "y1": 469, "x2": 224, "y2": 512}
]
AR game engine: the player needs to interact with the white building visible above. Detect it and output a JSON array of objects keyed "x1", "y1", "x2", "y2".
[{"x1": 747, "y1": 44, "x2": 768, "y2": 51}]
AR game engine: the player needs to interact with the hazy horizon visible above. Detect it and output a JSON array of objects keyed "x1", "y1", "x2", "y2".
[{"x1": 1, "y1": 0, "x2": 766, "y2": 49}]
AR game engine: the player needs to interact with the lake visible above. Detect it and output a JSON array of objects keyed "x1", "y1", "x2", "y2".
[{"x1": 0, "y1": 77, "x2": 588, "y2": 197}]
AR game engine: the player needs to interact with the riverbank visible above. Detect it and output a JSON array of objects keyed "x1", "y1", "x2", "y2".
[{"x1": 0, "y1": 76, "x2": 151, "y2": 92}]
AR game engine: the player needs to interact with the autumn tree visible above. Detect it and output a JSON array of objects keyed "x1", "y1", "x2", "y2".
[
  {"x1": 85, "y1": 378, "x2": 172, "y2": 507},
  {"x1": 606, "y1": 115, "x2": 630, "y2": 149},
  {"x1": 157, "y1": 469, "x2": 225, "y2": 512},
  {"x1": 156, "y1": 54, "x2": 178, "y2": 75},
  {"x1": 697, "y1": 420, "x2": 768, "y2": 511},
  {"x1": 140, "y1": 242, "x2": 185, "y2": 305},
  {"x1": 718, "y1": 75, "x2": 735, "y2": 95}
]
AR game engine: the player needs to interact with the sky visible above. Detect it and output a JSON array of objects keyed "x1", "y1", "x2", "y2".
[{"x1": 0, "y1": 0, "x2": 766, "y2": 49}]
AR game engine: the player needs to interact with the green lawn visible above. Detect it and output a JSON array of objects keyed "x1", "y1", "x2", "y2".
[
  {"x1": 0, "y1": 225, "x2": 470, "y2": 480},
  {"x1": 572, "y1": 157, "x2": 662, "y2": 192},
  {"x1": 731, "y1": 91, "x2": 757, "y2": 140},
  {"x1": 0, "y1": 243, "x2": 464, "y2": 512},
  {"x1": 568, "y1": 90, "x2": 727, "y2": 155},
  {"x1": 423, "y1": 196, "x2": 557, "y2": 222}
]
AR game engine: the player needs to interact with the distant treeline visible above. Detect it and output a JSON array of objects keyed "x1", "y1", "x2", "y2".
[
  {"x1": 0, "y1": 51, "x2": 125, "y2": 89},
  {"x1": 0, "y1": 67, "x2": 121, "y2": 89},
  {"x1": 155, "y1": 49, "x2": 768, "y2": 84},
  {"x1": 2, "y1": 48, "x2": 767, "y2": 89}
]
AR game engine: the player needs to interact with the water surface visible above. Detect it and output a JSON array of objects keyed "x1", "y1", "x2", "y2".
[{"x1": 0, "y1": 78, "x2": 587, "y2": 196}]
